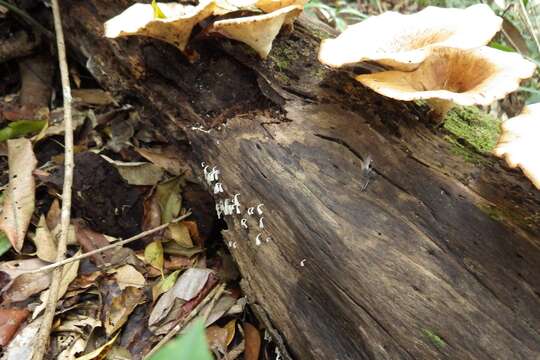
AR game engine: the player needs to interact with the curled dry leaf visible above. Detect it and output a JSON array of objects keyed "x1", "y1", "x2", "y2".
[
  {"x1": 173, "y1": 268, "x2": 214, "y2": 301},
  {"x1": 202, "y1": 295, "x2": 236, "y2": 326},
  {"x1": 209, "y1": 5, "x2": 303, "y2": 58},
  {"x1": 104, "y1": 1, "x2": 217, "y2": 53},
  {"x1": 494, "y1": 103, "x2": 540, "y2": 189},
  {"x1": 114, "y1": 264, "x2": 146, "y2": 290},
  {"x1": 0, "y1": 138, "x2": 37, "y2": 251},
  {"x1": 318, "y1": 4, "x2": 502, "y2": 70},
  {"x1": 2, "y1": 271, "x2": 51, "y2": 304},
  {"x1": 152, "y1": 269, "x2": 181, "y2": 302},
  {"x1": 33, "y1": 215, "x2": 57, "y2": 262},
  {"x1": 168, "y1": 222, "x2": 193, "y2": 248},
  {"x1": 206, "y1": 325, "x2": 229, "y2": 353}
]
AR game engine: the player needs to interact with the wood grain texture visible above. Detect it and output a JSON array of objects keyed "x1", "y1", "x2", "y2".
[{"x1": 60, "y1": 1, "x2": 540, "y2": 358}]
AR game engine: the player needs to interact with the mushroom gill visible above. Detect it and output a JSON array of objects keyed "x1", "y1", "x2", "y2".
[
  {"x1": 318, "y1": 4, "x2": 502, "y2": 70},
  {"x1": 494, "y1": 103, "x2": 540, "y2": 189},
  {"x1": 355, "y1": 47, "x2": 536, "y2": 121}
]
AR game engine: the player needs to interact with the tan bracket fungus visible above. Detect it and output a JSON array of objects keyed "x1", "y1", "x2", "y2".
[
  {"x1": 208, "y1": 5, "x2": 303, "y2": 58},
  {"x1": 355, "y1": 46, "x2": 536, "y2": 121},
  {"x1": 255, "y1": 0, "x2": 308, "y2": 13},
  {"x1": 494, "y1": 103, "x2": 540, "y2": 189},
  {"x1": 104, "y1": 1, "x2": 216, "y2": 53},
  {"x1": 318, "y1": 4, "x2": 502, "y2": 70}
]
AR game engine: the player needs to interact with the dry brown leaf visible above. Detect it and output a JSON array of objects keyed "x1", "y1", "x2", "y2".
[
  {"x1": 33, "y1": 215, "x2": 57, "y2": 262},
  {"x1": 104, "y1": 286, "x2": 145, "y2": 336},
  {"x1": 243, "y1": 322, "x2": 261, "y2": 360},
  {"x1": 114, "y1": 264, "x2": 146, "y2": 290},
  {"x1": 135, "y1": 147, "x2": 187, "y2": 176},
  {"x1": 173, "y1": 268, "x2": 214, "y2": 301},
  {"x1": 168, "y1": 222, "x2": 193, "y2": 248},
  {"x1": 224, "y1": 319, "x2": 236, "y2": 346},
  {"x1": 2, "y1": 271, "x2": 51, "y2": 304},
  {"x1": 0, "y1": 138, "x2": 37, "y2": 251},
  {"x1": 102, "y1": 155, "x2": 164, "y2": 186},
  {"x1": 72, "y1": 89, "x2": 116, "y2": 106},
  {"x1": 0, "y1": 308, "x2": 29, "y2": 346},
  {"x1": 1, "y1": 317, "x2": 42, "y2": 359},
  {"x1": 206, "y1": 325, "x2": 229, "y2": 352}
]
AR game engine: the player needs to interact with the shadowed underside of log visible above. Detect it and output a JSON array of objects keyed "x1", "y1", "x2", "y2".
[{"x1": 61, "y1": 1, "x2": 540, "y2": 358}]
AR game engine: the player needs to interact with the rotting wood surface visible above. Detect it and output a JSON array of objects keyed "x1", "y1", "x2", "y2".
[{"x1": 61, "y1": 1, "x2": 540, "y2": 358}]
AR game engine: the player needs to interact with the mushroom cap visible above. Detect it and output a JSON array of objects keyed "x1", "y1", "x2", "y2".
[
  {"x1": 494, "y1": 103, "x2": 540, "y2": 189},
  {"x1": 255, "y1": 0, "x2": 308, "y2": 13},
  {"x1": 355, "y1": 46, "x2": 536, "y2": 106},
  {"x1": 208, "y1": 5, "x2": 303, "y2": 58},
  {"x1": 318, "y1": 4, "x2": 503, "y2": 70},
  {"x1": 104, "y1": 1, "x2": 216, "y2": 51}
]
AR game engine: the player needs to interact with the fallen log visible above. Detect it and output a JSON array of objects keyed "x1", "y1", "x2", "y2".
[{"x1": 60, "y1": 1, "x2": 540, "y2": 358}]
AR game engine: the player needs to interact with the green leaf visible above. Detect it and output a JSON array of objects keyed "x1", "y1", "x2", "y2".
[
  {"x1": 0, "y1": 231, "x2": 11, "y2": 257},
  {"x1": 0, "y1": 120, "x2": 47, "y2": 142},
  {"x1": 150, "y1": 319, "x2": 213, "y2": 360},
  {"x1": 145, "y1": 240, "x2": 164, "y2": 273},
  {"x1": 152, "y1": 0, "x2": 167, "y2": 19},
  {"x1": 489, "y1": 41, "x2": 515, "y2": 53},
  {"x1": 152, "y1": 269, "x2": 181, "y2": 301}
]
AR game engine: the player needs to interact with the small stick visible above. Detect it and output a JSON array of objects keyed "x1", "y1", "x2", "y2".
[
  {"x1": 144, "y1": 283, "x2": 226, "y2": 360},
  {"x1": 26, "y1": 212, "x2": 192, "y2": 275},
  {"x1": 32, "y1": 0, "x2": 73, "y2": 357}
]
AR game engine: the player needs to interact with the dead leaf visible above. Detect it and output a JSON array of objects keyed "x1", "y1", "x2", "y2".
[
  {"x1": 144, "y1": 240, "x2": 164, "y2": 272},
  {"x1": 0, "y1": 138, "x2": 37, "y2": 251},
  {"x1": 202, "y1": 295, "x2": 236, "y2": 326},
  {"x1": 2, "y1": 271, "x2": 51, "y2": 304},
  {"x1": 148, "y1": 290, "x2": 182, "y2": 326},
  {"x1": 114, "y1": 265, "x2": 146, "y2": 290},
  {"x1": 243, "y1": 323, "x2": 261, "y2": 360},
  {"x1": 32, "y1": 254, "x2": 79, "y2": 318},
  {"x1": 156, "y1": 177, "x2": 183, "y2": 223},
  {"x1": 206, "y1": 325, "x2": 228, "y2": 352},
  {"x1": 163, "y1": 241, "x2": 203, "y2": 257},
  {"x1": 0, "y1": 258, "x2": 48, "y2": 279},
  {"x1": 224, "y1": 319, "x2": 236, "y2": 346},
  {"x1": 76, "y1": 332, "x2": 120, "y2": 360},
  {"x1": 104, "y1": 286, "x2": 145, "y2": 335},
  {"x1": 164, "y1": 255, "x2": 193, "y2": 270},
  {"x1": 1, "y1": 317, "x2": 42, "y2": 360},
  {"x1": 502, "y1": 17, "x2": 529, "y2": 55},
  {"x1": 0, "y1": 308, "x2": 29, "y2": 346},
  {"x1": 72, "y1": 89, "x2": 115, "y2": 106},
  {"x1": 167, "y1": 222, "x2": 193, "y2": 248},
  {"x1": 135, "y1": 147, "x2": 187, "y2": 176},
  {"x1": 74, "y1": 221, "x2": 115, "y2": 266},
  {"x1": 143, "y1": 192, "x2": 161, "y2": 234},
  {"x1": 173, "y1": 268, "x2": 214, "y2": 301},
  {"x1": 33, "y1": 215, "x2": 57, "y2": 262},
  {"x1": 101, "y1": 155, "x2": 164, "y2": 186}
]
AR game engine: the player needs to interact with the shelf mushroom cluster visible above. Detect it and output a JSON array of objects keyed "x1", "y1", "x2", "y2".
[
  {"x1": 318, "y1": 4, "x2": 536, "y2": 122},
  {"x1": 494, "y1": 104, "x2": 540, "y2": 189},
  {"x1": 104, "y1": 0, "x2": 307, "y2": 59}
]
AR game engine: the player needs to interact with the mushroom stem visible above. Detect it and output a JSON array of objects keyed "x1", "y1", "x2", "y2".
[{"x1": 427, "y1": 99, "x2": 454, "y2": 124}]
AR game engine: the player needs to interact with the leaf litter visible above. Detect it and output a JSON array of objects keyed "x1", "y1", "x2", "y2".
[{"x1": 0, "y1": 15, "x2": 276, "y2": 357}]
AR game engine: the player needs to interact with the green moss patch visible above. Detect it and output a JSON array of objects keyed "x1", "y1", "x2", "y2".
[{"x1": 443, "y1": 106, "x2": 502, "y2": 154}]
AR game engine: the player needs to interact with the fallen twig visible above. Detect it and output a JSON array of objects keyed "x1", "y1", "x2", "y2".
[
  {"x1": 144, "y1": 283, "x2": 227, "y2": 359},
  {"x1": 26, "y1": 212, "x2": 192, "y2": 275},
  {"x1": 32, "y1": 0, "x2": 73, "y2": 357}
]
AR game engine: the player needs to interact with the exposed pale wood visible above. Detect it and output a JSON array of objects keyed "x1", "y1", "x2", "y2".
[{"x1": 60, "y1": 1, "x2": 540, "y2": 358}]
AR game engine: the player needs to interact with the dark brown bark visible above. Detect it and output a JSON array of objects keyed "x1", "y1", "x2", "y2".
[{"x1": 60, "y1": 1, "x2": 540, "y2": 359}]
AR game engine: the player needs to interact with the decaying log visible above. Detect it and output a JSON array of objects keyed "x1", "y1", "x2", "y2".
[{"x1": 60, "y1": 1, "x2": 540, "y2": 358}]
